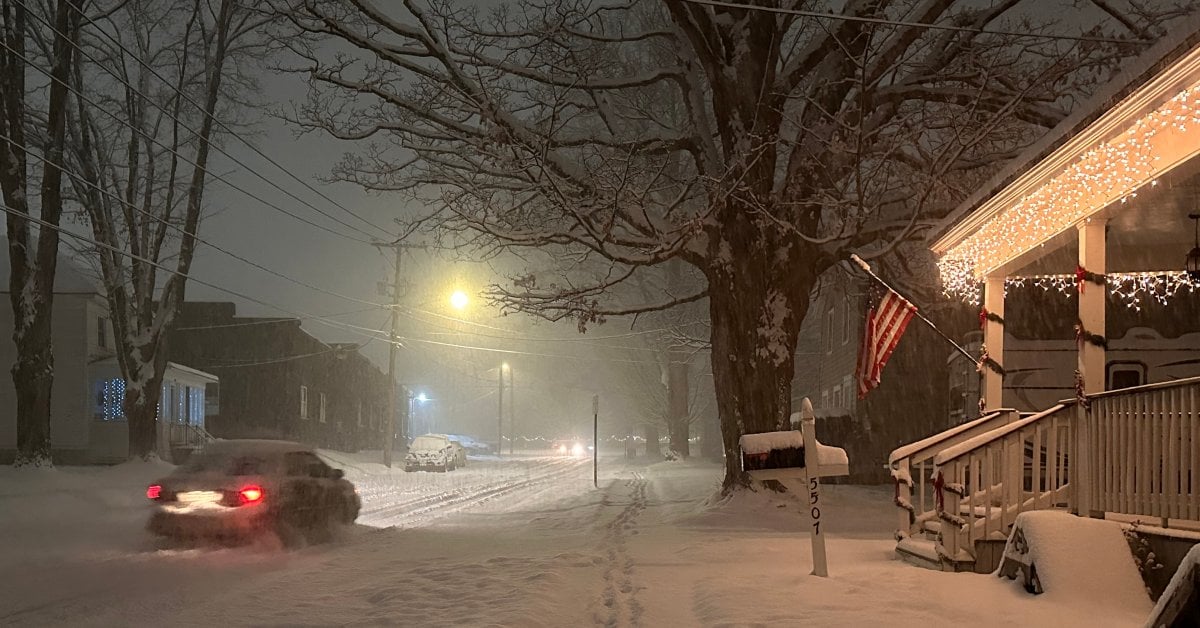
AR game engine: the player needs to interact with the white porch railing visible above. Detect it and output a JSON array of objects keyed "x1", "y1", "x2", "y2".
[
  {"x1": 166, "y1": 422, "x2": 214, "y2": 450},
  {"x1": 914, "y1": 375, "x2": 1200, "y2": 567},
  {"x1": 932, "y1": 403, "x2": 1074, "y2": 563},
  {"x1": 888, "y1": 409, "x2": 1020, "y2": 541},
  {"x1": 1085, "y1": 378, "x2": 1200, "y2": 522}
]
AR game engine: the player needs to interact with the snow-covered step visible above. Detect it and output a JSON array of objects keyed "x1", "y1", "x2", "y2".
[
  {"x1": 895, "y1": 536, "x2": 946, "y2": 571},
  {"x1": 997, "y1": 511, "x2": 1152, "y2": 617}
]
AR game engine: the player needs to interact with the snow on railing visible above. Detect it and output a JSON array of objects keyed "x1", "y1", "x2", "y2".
[
  {"x1": 889, "y1": 409, "x2": 1018, "y2": 541},
  {"x1": 932, "y1": 402, "x2": 1075, "y2": 563}
]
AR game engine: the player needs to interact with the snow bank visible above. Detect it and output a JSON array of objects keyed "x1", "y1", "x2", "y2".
[
  {"x1": 738, "y1": 431, "x2": 849, "y2": 466},
  {"x1": 1001, "y1": 511, "x2": 1151, "y2": 620}
]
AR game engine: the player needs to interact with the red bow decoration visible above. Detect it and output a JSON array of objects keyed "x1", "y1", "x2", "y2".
[
  {"x1": 934, "y1": 471, "x2": 945, "y2": 511},
  {"x1": 1076, "y1": 265, "x2": 1087, "y2": 294},
  {"x1": 979, "y1": 307, "x2": 988, "y2": 330}
]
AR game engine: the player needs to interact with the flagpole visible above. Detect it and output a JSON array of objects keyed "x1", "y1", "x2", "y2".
[{"x1": 849, "y1": 254, "x2": 977, "y2": 363}]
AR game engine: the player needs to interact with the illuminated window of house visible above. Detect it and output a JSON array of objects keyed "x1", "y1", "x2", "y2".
[
  {"x1": 93, "y1": 378, "x2": 126, "y2": 421},
  {"x1": 319, "y1": 393, "x2": 327, "y2": 423},
  {"x1": 300, "y1": 386, "x2": 309, "y2": 419}
]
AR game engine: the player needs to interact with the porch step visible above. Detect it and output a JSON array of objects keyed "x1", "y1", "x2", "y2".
[{"x1": 896, "y1": 537, "x2": 942, "y2": 571}]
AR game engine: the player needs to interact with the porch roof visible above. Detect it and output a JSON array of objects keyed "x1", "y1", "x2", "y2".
[{"x1": 930, "y1": 18, "x2": 1200, "y2": 287}]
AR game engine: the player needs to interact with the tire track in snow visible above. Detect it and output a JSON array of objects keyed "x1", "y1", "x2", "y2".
[
  {"x1": 359, "y1": 458, "x2": 584, "y2": 529},
  {"x1": 594, "y1": 471, "x2": 647, "y2": 628}
]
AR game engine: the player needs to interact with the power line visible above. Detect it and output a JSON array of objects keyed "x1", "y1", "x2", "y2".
[
  {"x1": 680, "y1": 0, "x2": 1154, "y2": 45},
  {"x1": 16, "y1": 0, "x2": 396, "y2": 242},
  {"x1": 1, "y1": 197, "x2": 683, "y2": 367},
  {"x1": 0, "y1": 131, "x2": 391, "y2": 311},
  {"x1": 0, "y1": 36, "x2": 380, "y2": 246},
  {"x1": 0, "y1": 200, "x2": 392, "y2": 347}
]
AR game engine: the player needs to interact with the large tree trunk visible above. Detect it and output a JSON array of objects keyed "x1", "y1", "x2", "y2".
[
  {"x1": 643, "y1": 424, "x2": 660, "y2": 459},
  {"x1": 707, "y1": 256, "x2": 811, "y2": 490},
  {"x1": 124, "y1": 339, "x2": 168, "y2": 459},
  {"x1": 1, "y1": 0, "x2": 81, "y2": 466},
  {"x1": 666, "y1": 357, "x2": 690, "y2": 458},
  {"x1": 10, "y1": 313, "x2": 53, "y2": 464}
]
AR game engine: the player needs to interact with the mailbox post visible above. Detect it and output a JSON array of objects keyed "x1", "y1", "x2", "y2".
[
  {"x1": 738, "y1": 397, "x2": 845, "y2": 578},
  {"x1": 798, "y1": 399, "x2": 827, "y2": 577}
]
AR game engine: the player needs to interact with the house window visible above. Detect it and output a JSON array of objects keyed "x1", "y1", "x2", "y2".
[
  {"x1": 832, "y1": 385, "x2": 842, "y2": 410},
  {"x1": 319, "y1": 393, "x2": 327, "y2": 423},
  {"x1": 300, "y1": 386, "x2": 309, "y2": 419},
  {"x1": 93, "y1": 378, "x2": 126, "y2": 421},
  {"x1": 205, "y1": 382, "x2": 219, "y2": 418},
  {"x1": 843, "y1": 375, "x2": 854, "y2": 407},
  {"x1": 842, "y1": 298, "x2": 851, "y2": 345},
  {"x1": 188, "y1": 387, "x2": 204, "y2": 427},
  {"x1": 97, "y1": 316, "x2": 108, "y2": 349},
  {"x1": 1107, "y1": 362, "x2": 1146, "y2": 390},
  {"x1": 825, "y1": 307, "x2": 835, "y2": 353},
  {"x1": 357, "y1": 401, "x2": 364, "y2": 427},
  {"x1": 821, "y1": 389, "x2": 829, "y2": 409}
]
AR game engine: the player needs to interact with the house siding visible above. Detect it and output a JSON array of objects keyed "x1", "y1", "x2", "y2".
[{"x1": 167, "y1": 303, "x2": 390, "y2": 452}]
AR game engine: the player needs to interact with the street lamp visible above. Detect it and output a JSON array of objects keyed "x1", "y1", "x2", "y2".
[{"x1": 450, "y1": 290, "x2": 470, "y2": 310}]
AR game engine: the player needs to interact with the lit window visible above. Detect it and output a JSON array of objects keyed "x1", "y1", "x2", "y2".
[
  {"x1": 300, "y1": 386, "x2": 309, "y2": 419},
  {"x1": 357, "y1": 401, "x2": 363, "y2": 427},
  {"x1": 319, "y1": 393, "x2": 327, "y2": 423},
  {"x1": 93, "y1": 378, "x2": 126, "y2": 421}
]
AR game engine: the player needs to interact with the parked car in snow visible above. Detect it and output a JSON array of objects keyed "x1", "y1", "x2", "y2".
[
  {"x1": 445, "y1": 434, "x2": 490, "y2": 455},
  {"x1": 405, "y1": 434, "x2": 460, "y2": 472},
  {"x1": 145, "y1": 440, "x2": 360, "y2": 546}
]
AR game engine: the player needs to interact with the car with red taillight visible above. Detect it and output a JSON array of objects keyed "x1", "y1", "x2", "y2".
[{"x1": 146, "y1": 439, "x2": 360, "y2": 546}]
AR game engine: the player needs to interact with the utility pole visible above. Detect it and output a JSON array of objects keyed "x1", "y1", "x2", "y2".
[
  {"x1": 498, "y1": 363, "x2": 505, "y2": 456},
  {"x1": 508, "y1": 367, "x2": 515, "y2": 455},
  {"x1": 381, "y1": 247, "x2": 402, "y2": 468}
]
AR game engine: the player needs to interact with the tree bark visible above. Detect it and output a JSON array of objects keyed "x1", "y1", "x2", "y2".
[
  {"x1": 1, "y1": 0, "x2": 81, "y2": 466},
  {"x1": 707, "y1": 252, "x2": 811, "y2": 490},
  {"x1": 643, "y1": 424, "x2": 660, "y2": 459},
  {"x1": 666, "y1": 356, "x2": 690, "y2": 458}
]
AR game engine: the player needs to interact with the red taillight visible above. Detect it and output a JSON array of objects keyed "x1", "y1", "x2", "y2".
[
  {"x1": 146, "y1": 484, "x2": 162, "y2": 500},
  {"x1": 238, "y1": 485, "x2": 264, "y2": 505}
]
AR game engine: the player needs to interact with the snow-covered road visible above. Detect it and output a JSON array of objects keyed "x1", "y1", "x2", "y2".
[
  {"x1": 0, "y1": 453, "x2": 596, "y2": 627},
  {"x1": 0, "y1": 454, "x2": 1156, "y2": 627}
]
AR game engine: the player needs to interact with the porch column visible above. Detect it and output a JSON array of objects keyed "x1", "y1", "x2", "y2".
[
  {"x1": 982, "y1": 275, "x2": 1005, "y2": 412},
  {"x1": 1077, "y1": 220, "x2": 1107, "y2": 394},
  {"x1": 1075, "y1": 219, "x2": 1107, "y2": 518}
]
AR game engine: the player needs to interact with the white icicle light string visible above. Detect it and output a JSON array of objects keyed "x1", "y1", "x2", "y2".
[
  {"x1": 938, "y1": 83, "x2": 1200, "y2": 294},
  {"x1": 944, "y1": 270, "x2": 1200, "y2": 310}
]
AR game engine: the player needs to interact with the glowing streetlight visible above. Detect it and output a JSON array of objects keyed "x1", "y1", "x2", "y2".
[
  {"x1": 416, "y1": 392, "x2": 429, "y2": 403},
  {"x1": 449, "y1": 290, "x2": 469, "y2": 310}
]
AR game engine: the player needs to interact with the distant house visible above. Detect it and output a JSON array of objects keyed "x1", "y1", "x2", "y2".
[
  {"x1": 0, "y1": 254, "x2": 218, "y2": 464},
  {"x1": 167, "y1": 302, "x2": 392, "y2": 452},
  {"x1": 791, "y1": 272, "x2": 970, "y2": 483}
]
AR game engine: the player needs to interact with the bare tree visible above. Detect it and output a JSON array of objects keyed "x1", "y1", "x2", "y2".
[
  {"x1": 62, "y1": 0, "x2": 262, "y2": 458},
  {"x1": 276, "y1": 0, "x2": 1185, "y2": 488},
  {"x1": 0, "y1": 0, "x2": 83, "y2": 466}
]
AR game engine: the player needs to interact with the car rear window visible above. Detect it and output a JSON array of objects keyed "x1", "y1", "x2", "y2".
[{"x1": 179, "y1": 453, "x2": 268, "y2": 476}]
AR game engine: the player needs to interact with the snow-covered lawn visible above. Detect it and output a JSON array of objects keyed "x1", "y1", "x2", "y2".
[{"x1": 0, "y1": 455, "x2": 1154, "y2": 626}]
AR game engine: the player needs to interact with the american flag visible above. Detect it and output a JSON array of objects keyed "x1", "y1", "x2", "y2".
[{"x1": 855, "y1": 287, "x2": 917, "y2": 398}]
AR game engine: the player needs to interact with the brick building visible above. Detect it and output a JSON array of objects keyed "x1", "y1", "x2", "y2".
[{"x1": 167, "y1": 302, "x2": 393, "y2": 452}]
